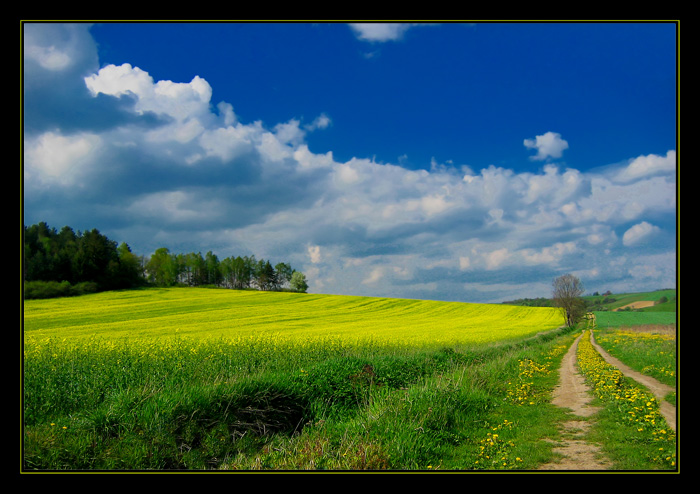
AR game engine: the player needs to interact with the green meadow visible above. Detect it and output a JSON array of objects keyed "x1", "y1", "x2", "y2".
[{"x1": 22, "y1": 287, "x2": 676, "y2": 471}]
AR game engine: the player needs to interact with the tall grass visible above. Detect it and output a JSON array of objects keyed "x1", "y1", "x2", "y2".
[
  {"x1": 23, "y1": 326, "x2": 580, "y2": 470},
  {"x1": 22, "y1": 287, "x2": 580, "y2": 470},
  {"x1": 593, "y1": 325, "x2": 676, "y2": 388}
]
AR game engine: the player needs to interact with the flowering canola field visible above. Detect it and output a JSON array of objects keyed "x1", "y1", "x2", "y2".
[{"x1": 24, "y1": 287, "x2": 564, "y2": 349}]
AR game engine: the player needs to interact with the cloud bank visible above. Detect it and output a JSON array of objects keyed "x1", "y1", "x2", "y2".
[{"x1": 22, "y1": 24, "x2": 677, "y2": 303}]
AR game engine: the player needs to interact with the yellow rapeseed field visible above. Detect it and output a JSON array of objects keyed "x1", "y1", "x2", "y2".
[{"x1": 23, "y1": 287, "x2": 565, "y2": 350}]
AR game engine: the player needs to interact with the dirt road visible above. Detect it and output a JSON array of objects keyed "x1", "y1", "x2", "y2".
[
  {"x1": 539, "y1": 332, "x2": 611, "y2": 470},
  {"x1": 539, "y1": 330, "x2": 677, "y2": 470}
]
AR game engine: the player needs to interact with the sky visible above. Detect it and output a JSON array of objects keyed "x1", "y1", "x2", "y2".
[{"x1": 22, "y1": 21, "x2": 678, "y2": 303}]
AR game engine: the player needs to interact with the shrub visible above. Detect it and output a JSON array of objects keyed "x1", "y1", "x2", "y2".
[
  {"x1": 24, "y1": 280, "x2": 72, "y2": 299},
  {"x1": 23, "y1": 280, "x2": 99, "y2": 299}
]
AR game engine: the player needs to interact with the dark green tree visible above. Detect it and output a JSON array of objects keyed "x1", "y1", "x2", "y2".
[
  {"x1": 253, "y1": 259, "x2": 277, "y2": 291},
  {"x1": 205, "y1": 251, "x2": 221, "y2": 286},
  {"x1": 275, "y1": 262, "x2": 293, "y2": 289},
  {"x1": 114, "y1": 242, "x2": 144, "y2": 288},
  {"x1": 145, "y1": 247, "x2": 178, "y2": 286},
  {"x1": 73, "y1": 228, "x2": 120, "y2": 288},
  {"x1": 290, "y1": 270, "x2": 308, "y2": 293},
  {"x1": 54, "y1": 226, "x2": 78, "y2": 283},
  {"x1": 185, "y1": 252, "x2": 207, "y2": 286}
]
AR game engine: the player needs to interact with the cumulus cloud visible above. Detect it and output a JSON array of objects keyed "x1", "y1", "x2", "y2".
[
  {"x1": 349, "y1": 23, "x2": 414, "y2": 42},
  {"x1": 22, "y1": 24, "x2": 677, "y2": 303},
  {"x1": 623, "y1": 221, "x2": 660, "y2": 246},
  {"x1": 614, "y1": 150, "x2": 676, "y2": 183},
  {"x1": 305, "y1": 113, "x2": 331, "y2": 131},
  {"x1": 24, "y1": 131, "x2": 102, "y2": 188},
  {"x1": 308, "y1": 245, "x2": 322, "y2": 264},
  {"x1": 362, "y1": 267, "x2": 384, "y2": 284},
  {"x1": 23, "y1": 22, "x2": 98, "y2": 73},
  {"x1": 524, "y1": 132, "x2": 569, "y2": 161},
  {"x1": 521, "y1": 242, "x2": 577, "y2": 265}
]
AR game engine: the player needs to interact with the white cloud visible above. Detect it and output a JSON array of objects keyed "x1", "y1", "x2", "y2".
[
  {"x1": 127, "y1": 190, "x2": 226, "y2": 224},
  {"x1": 23, "y1": 25, "x2": 677, "y2": 303},
  {"x1": 24, "y1": 131, "x2": 102, "y2": 188},
  {"x1": 625, "y1": 252, "x2": 676, "y2": 287},
  {"x1": 524, "y1": 131, "x2": 569, "y2": 161},
  {"x1": 308, "y1": 245, "x2": 322, "y2": 263},
  {"x1": 580, "y1": 175, "x2": 675, "y2": 223},
  {"x1": 273, "y1": 119, "x2": 306, "y2": 146},
  {"x1": 393, "y1": 265, "x2": 410, "y2": 278},
  {"x1": 258, "y1": 132, "x2": 294, "y2": 162},
  {"x1": 335, "y1": 162, "x2": 362, "y2": 185},
  {"x1": 521, "y1": 242, "x2": 577, "y2": 265},
  {"x1": 622, "y1": 221, "x2": 660, "y2": 246},
  {"x1": 349, "y1": 23, "x2": 414, "y2": 42},
  {"x1": 614, "y1": 150, "x2": 676, "y2": 182},
  {"x1": 198, "y1": 124, "x2": 258, "y2": 163},
  {"x1": 23, "y1": 23, "x2": 97, "y2": 72},
  {"x1": 305, "y1": 113, "x2": 331, "y2": 131},
  {"x1": 86, "y1": 64, "x2": 213, "y2": 122},
  {"x1": 362, "y1": 267, "x2": 384, "y2": 284},
  {"x1": 25, "y1": 44, "x2": 72, "y2": 71},
  {"x1": 84, "y1": 63, "x2": 218, "y2": 156},
  {"x1": 485, "y1": 248, "x2": 511, "y2": 270},
  {"x1": 85, "y1": 63, "x2": 154, "y2": 100},
  {"x1": 293, "y1": 145, "x2": 334, "y2": 170},
  {"x1": 217, "y1": 102, "x2": 237, "y2": 126}
]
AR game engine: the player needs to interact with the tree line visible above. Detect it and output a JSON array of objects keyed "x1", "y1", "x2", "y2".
[
  {"x1": 144, "y1": 247, "x2": 308, "y2": 293},
  {"x1": 23, "y1": 222, "x2": 308, "y2": 298},
  {"x1": 23, "y1": 222, "x2": 144, "y2": 296}
]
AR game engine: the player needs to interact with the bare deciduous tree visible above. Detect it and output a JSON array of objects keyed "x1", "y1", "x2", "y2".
[{"x1": 552, "y1": 273, "x2": 586, "y2": 327}]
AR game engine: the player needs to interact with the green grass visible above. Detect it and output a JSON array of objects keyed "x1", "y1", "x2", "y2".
[
  {"x1": 593, "y1": 327, "x2": 676, "y2": 388},
  {"x1": 23, "y1": 287, "x2": 678, "y2": 471},
  {"x1": 577, "y1": 331, "x2": 676, "y2": 470},
  {"x1": 594, "y1": 310, "x2": 677, "y2": 328},
  {"x1": 584, "y1": 289, "x2": 677, "y2": 312},
  {"x1": 23, "y1": 325, "x2": 581, "y2": 470},
  {"x1": 23, "y1": 287, "x2": 576, "y2": 470}
]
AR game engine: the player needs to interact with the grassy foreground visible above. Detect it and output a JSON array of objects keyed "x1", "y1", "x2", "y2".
[
  {"x1": 24, "y1": 287, "x2": 575, "y2": 470},
  {"x1": 22, "y1": 287, "x2": 677, "y2": 471}
]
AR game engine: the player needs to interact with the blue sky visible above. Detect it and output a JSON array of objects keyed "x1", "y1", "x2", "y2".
[{"x1": 22, "y1": 21, "x2": 678, "y2": 302}]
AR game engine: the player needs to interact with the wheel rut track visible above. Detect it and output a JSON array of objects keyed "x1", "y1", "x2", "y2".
[
  {"x1": 539, "y1": 332, "x2": 610, "y2": 471},
  {"x1": 539, "y1": 330, "x2": 676, "y2": 471},
  {"x1": 589, "y1": 330, "x2": 676, "y2": 433}
]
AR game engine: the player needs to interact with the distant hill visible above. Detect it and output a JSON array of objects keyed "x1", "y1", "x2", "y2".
[
  {"x1": 501, "y1": 297, "x2": 553, "y2": 308},
  {"x1": 504, "y1": 289, "x2": 677, "y2": 313},
  {"x1": 583, "y1": 289, "x2": 676, "y2": 312}
]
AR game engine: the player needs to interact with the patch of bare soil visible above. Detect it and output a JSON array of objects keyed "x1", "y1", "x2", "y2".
[
  {"x1": 614, "y1": 301, "x2": 656, "y2": 311},
  {"x1": 539, "y1": 333, "x2": 613, "y2": 471},
  {"x1": 539, "y1": 419, "x2": 612, "y2": 471}
]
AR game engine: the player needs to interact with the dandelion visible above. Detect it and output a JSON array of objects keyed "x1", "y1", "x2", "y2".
[{"x1": 577, "y1": 330, "x2": 676, "y2": 469}]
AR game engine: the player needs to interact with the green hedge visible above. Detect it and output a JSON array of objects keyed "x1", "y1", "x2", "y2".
[{"x1": 23, "y1": 280, "x2": 99, "y2": 299}]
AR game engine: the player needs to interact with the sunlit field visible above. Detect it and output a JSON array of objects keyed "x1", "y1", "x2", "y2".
[
  {"x1": 23, "y1": 287, "x2": 565, "y2": 348},
  {"x1": 23, "y1": 287, "x2": 570, "y2": 470}
]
